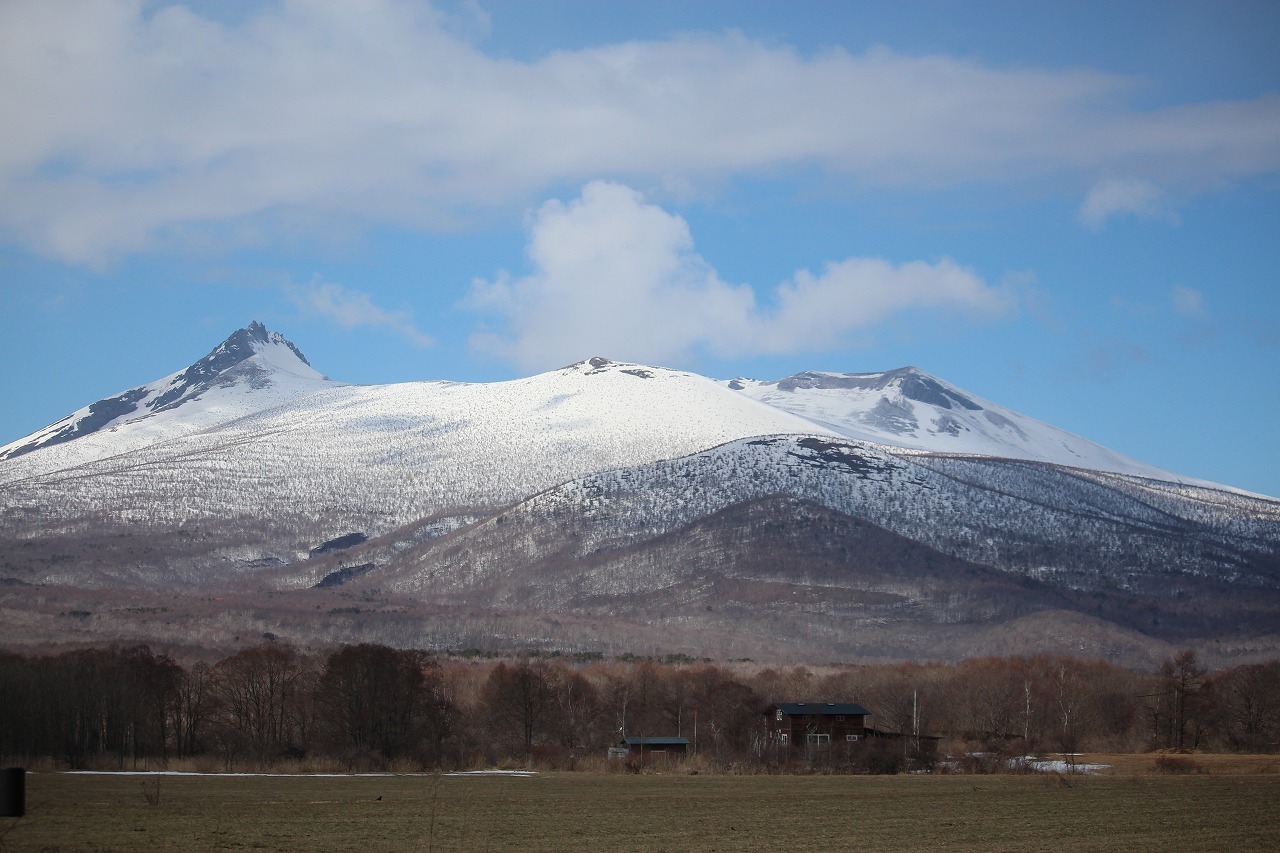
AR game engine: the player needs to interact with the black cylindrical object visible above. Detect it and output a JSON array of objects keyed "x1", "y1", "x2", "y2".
[{"x1": 0, "y1": 767, "x2": 24, "y2": 818}]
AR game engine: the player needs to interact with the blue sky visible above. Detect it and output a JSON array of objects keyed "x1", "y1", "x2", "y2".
[{"x1": 1, "y1": 0, "x2": 1278, "y2": 496}]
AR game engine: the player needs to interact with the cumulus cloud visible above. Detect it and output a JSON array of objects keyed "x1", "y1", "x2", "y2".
[
  {"x1": 467, "y1": 182, "x2": 1012, "y2": 369},
  {"x1": 287, "y1": 279, "x2": 434, "y2": 347},
  {"x1": 761, "y1": 257, "x2": 1011, "y2": 353},
  {"x1": 466, "y1": 182, "x2": 755, "y2": 367},
  {"x1": 2, "y1": 1, "x2": 1277, "y2": 264},
  {"x1": 1079, "y1": 179, "x2": 1181, "y2": 229}
]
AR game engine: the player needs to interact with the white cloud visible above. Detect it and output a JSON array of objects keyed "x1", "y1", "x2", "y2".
[
  {"x1": 467, "y1": 182, "x2": 1012, "y2": 369},
  {"x1": 761, "y1": 257, "x2": 1013, "y2": 353},
  {"x1": 1079, "y1": 179, "x2": 1181, "y2": 229},
  {"x1": 1172, "y1": 285, "x2": 1206, "y2": 318},
  {"x1": 1, "y1": 1, "x2": 1277, "y2": 264},
  {"x1": 466, "y1": 182, "x2": 756, "y2": 367},
  {"x1": 287, "y1": 279, "x2": 434, "y2": 347}
]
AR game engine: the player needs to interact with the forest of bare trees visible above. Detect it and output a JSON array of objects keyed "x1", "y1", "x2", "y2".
[{"x1": 1, "y1": 644, "x2": 1277, "y2": 772}]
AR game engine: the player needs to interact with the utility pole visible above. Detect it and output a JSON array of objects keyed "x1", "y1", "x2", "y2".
[
  {"x1": 911, "y1": 688, "x2": 920, "y2": 758},
  {"x1": 1174, "y1": 686, "x2": 1182, "y2": 750},
  {"x1": 915, "y1": 689, "x2": 922, "y2": 752},
  {"x1": 1023, "y1": 678, "x2": 1032, "y2": 743}
]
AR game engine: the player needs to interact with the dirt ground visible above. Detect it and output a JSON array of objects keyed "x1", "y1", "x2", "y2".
[{"x1": 2, "y1": 758, "x2": 1278, "y2": 852}]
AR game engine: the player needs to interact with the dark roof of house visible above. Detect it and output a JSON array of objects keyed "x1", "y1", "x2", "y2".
[
  {"x1": 622, "y1": 736, "x2": 689, "y2": 746},
  {"x1": 766, "y1": 702, "x2": 872, "y2": 717}
]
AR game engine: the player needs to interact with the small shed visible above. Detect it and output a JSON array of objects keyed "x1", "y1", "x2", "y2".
[{"x1": 620, "y1": 736, "x2": 689, "y2": 759}]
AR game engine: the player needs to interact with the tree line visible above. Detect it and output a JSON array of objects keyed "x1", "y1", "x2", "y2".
[{"x1": 1, "y1": 644, "x2": 1276, "y2": 771}]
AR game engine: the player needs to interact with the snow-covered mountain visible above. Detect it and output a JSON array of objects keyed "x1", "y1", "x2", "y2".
[
  {"x1": 725, "y1": 368, "x2": 1179, "y2": 482},
  {"x1": 0, "y1": 348, "x2": 839, "y2": 526},
  {"x1": 0, "y1": 325, "x2": 1210, "y2": 491},
  {"x1": 0, "y1": 326, "x2": 1203, "y2": 490},
  {"x1": 0, "y1": 321, "x2": 336, "y2": 473},
  {"x1": 1, "y1": 323, "x2": 1277, "y2": 664}
]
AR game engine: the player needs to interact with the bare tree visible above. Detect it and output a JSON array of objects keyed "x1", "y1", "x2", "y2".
[
  {"x1": 480, "y1": 657, "x2": 553, "y2": 758},
  {"x1": 1050, "y1": 661, "x2": 1094, "y2": 755},
  {"x1": 1216, "y1": 661, "x2": 1280, "y2": 752},
  {"x1": 210, "y1": 643, "x2": 308, "y2": 761},
  {"x1": 315, "y1": 644, "x2": 451, "y2": 766},
  {"x1": 1157, "y1": 650, "x2": 1211, "y2": 750},
  {"x1": 168, "y1": 661, "x2": 211, "y2": 758},
  {"x1": 547, "y1": 668, "x2": 602, "y2": 751},
  {"x1": 682, "y1": 666, "x2": 761, "y2": 759}
]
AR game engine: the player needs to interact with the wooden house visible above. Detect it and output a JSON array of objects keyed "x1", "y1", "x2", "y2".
[{"x1": 764, "y1": 702, "x2": 872, "y2": 747}]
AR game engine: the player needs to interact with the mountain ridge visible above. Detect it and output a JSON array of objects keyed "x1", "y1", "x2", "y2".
[
  {"x1": 1, "y1": 323, "x2": 1276, "y2": 664},
  {"x1": 724, "y1": 366, "x2": 1190, "y2": 486},
  {"x1": 0, "y1": 322, "x2": 1233, "y2": 492}
]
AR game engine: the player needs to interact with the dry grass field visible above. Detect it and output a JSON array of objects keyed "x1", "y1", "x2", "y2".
[{"x1": 3, "y1": 758, "x2": 1279, "y2": 852}]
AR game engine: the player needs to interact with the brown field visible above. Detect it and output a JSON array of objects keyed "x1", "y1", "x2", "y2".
[{"x1": 4, "y1": 758, "x2": 1279, "y2": 852}]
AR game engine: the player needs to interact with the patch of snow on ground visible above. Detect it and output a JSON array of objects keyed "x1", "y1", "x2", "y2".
[{"x1": 1012, "y1": 755, "x2": 1110, "y2": 774}]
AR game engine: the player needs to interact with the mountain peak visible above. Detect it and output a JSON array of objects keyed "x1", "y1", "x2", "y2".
[
  {"x1": 147, "y1": 322, "x2": 314, "y2": 413},
  {"x1": 769, "y1": 367, "x2": 982, "y2": 412},
  {"x1": 203, "y1": 321, "x2": 312, "y2": 369},
  {"x1": 0, "y1": 323, "x2": 328, "y2": 462},
  {"x1": 726, "y1": 365, "x2": 1181, "y2": 480},
  {"x1": 556, "y1": 357, "x2": 665, "y2": 380},
  {"x1": 559, "y1": 356, "x2": 619, "y2": 371}
]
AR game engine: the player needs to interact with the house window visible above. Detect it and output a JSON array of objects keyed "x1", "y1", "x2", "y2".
[
  {"x1": 778, "y1": 733, "x2": 789, "y2": 745},
  {"x1": 775, "y1": 709, "x2": 783, "y2": 721},
  {"x1": 807, "y1": 733, "x2": 830, "y2": 745},
  {"x1": 836, "y1": 715, "x2": 845, "y2": 721},
  {"x1": 845, "y1": 734, "x2": 860, "y2": 742}
]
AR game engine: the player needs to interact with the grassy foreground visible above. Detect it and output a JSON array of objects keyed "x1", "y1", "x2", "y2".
[{"x1": 4, "y1": 763, "x2": 1279, "y2": 852}]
